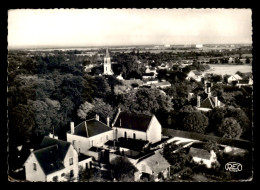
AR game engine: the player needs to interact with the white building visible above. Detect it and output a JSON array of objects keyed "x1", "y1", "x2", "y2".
[
  {"x1": 103, "y1": 48, "x2": 114, "y2": 75},
  {"x1": 135, "y1": 149, "x2": 171, "y2": 181},
  {"x1": 23, "y1": 137, "x2": 79, "y2": 182},
  {"x1": 186, "y1": 70, "x2": 203, "y2": 82},
  {"x1": 112, "y1": 109, "x2": 162, "y2": 144},
  {"x1": 196, "y1": 44, "x2": 203, "y2": 48},
  {"x1": 67, "y1": 116, "x2": 114, "y2": 155},
  {"x1": 226, "y1": 74, "x2": 242, "y2": 83},
  {"x1": 189, "y1": 147, "x2": 217, "y2": 168}
]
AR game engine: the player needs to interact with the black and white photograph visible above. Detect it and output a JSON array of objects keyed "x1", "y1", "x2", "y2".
[{"x1": 7, "y1": 8, "x2": 254, "y2": 182}]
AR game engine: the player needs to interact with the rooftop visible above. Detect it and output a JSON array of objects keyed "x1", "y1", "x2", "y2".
[
  {"x1": 189, "y1": 147, "x2": 211, "y2": 160},
  {"x1": 70, "y1": 119, "x2": 112, "y2": 138},
  {"x1": 113, "y1": 111, "x2": 153, "y2": 132},
  {"x1": 137, "y1": 150, "x2": 170, "y2": 174},
  {"x1": 33, "y1": 137, "x2": 71, "y2": 175}
]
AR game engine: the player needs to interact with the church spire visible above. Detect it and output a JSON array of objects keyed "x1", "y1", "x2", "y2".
[{"x1": 105, "y1": 47, "x2": 110, "y2": 58}]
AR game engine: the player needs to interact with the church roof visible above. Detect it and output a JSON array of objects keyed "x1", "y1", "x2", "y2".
[
  {"x1": 114, "y1": 112, "x2": 153, "y2": 132},
  {"x1": 199, "y1": 96, "x2": 225, "y2": 109},
  {"x1": 73, "y1": 119, "x2": 112, "y2": 138}
]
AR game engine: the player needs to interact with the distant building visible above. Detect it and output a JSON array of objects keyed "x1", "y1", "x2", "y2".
[
  {"x1": 151, "y1": 81, "x2": 171, "y2": 89},
  {"x1": 189, "y1": 147, "x2": 217, "y2": 168},
  {"x1": 23, "y1": 137, "x2": 79, "y2": 182},
  {"x1": 103, "y1": 48, "x2": 114, "y2": 75},
  {"x1": 186, "y1": 70, "x2": 203, "y2": 82},
  {"x1": 225, "y1": 74, "x2": 242, "y2": 83},
  {"x1": 196, "y1": 44, "x2": 203, "y2": 48},
  {"x1": 112, "y1": 109, "x2": 162, "y2": 144},
  {"x1": 196, "y1": 83, "x2": 225, "y2": 112}
]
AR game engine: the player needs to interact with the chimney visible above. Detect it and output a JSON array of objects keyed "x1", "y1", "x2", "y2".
[
  {"x1": 70, "y1": 122, "x2": 74, "y2": 135},
  {"x1": 214, "y1": 96, "x2": 218, "y2": 107},
  {"x1": 207, "y1": 87, "x2": 211, "y2": 97},
  {"x1": 197, "y1": 96, "x2": 201, "y2": 107},
  {"x1": 107, "y1": 116, "x2": 110, "y2": 127},
  {"x1": 95, "y1": 114, "x2": 99, "y2": 121}
]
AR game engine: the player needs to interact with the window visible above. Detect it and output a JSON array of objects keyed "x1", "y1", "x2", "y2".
[
  {"x1": 69, "y1": 157, "x2": 73, "y2": 165},
  {"x1": 124, "y1": 132, "x2": 127, "y2": 138},
  {"x1": 70, "y1": 170, "x2": 74, "y2": 178},
  {"x1": 133, "y1": 133, "x2": 136, "y2": 139},
  {"x1": 33, "y1": 163, "x2": 37, "y2": 171},
  {"x1": 61, "y1": 173, "x2": 65, "y2": 177},
  {"x1": 52, "y1": 176, "x2": 58, "y2": 182}
]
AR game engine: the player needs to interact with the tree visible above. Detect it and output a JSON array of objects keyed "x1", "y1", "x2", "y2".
[
  {"x1": 78, "y1": 166, "x2": 94, "y2": 182},
  {"x1": 9, "y1": 103, "x2": 35, "y2": 143},
  {"x1": 77, "y1": 101, "x2": 94, "y2": 120},
  {"x1": 182, "y1": 111, "x2": 209, "y2": 134},
  {"x1": 217, "y1": 117, "x2": 243, "y2": 139},
  {"x1": 120, "y1": 88, "x2": 173, "y2": 115},
  {"x1": 92, "y1": 98, "x2": 115, "y2": 121},
  {"x1": 202, "y1": 140, "x2": 220, "y2": 152},
  {"x1": 163, "y1": 143, "x2": 188, "y2": 173},
  {"x1": 110, "y1": 156, "x2": 137, "y2": 181}
]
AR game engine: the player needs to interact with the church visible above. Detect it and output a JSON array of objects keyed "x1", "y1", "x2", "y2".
[{"x1": 103, "y1": 47, "x2": 114, "y2": 75}]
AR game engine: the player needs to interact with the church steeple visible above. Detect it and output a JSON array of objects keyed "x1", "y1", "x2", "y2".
[
  {"x1": 103, "y1": 47, "x2": 113, "y2": 75},
  {"x1": 105, "y1": 47, "x2": 110, "y2": 58}
]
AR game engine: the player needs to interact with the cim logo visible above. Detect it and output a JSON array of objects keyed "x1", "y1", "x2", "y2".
[{"x1": 225, "y1": 162, "x2": 242, "y2": 172}]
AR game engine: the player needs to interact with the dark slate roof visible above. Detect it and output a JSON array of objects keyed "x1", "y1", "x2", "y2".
[
  {"x1": 189, "y1": 147, "x2": 211, "y2": 160},
  {"x1": 33, "y1": 137, "x2": 71, "y2": 175},
  {"x1": 73, "y1": 119, "x2": 112, "y2": 138},
  {"x1": 34, "y1": 145, "x2": 65, "y2": 175},
  {"x1": 200, "y1": 97, "x2": 214, "y2": 109},
  {"x1": 143, "y1": 73, "x2": 155, "y2": 76},
  {"x1": 40, "y1": 136, "x2": 71, "y2": 161},
  {"x1": 238, "y1": 79, "x2": 250, "y2": 84},
  {"x1": 199, "y1": 96, "x2": 225, "y2": 109},
  {"x1": 114, "y1": 112, "x2": 153, "y2": 132}
]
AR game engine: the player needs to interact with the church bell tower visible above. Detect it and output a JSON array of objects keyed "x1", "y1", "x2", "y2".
[{"x1": 103, "y1": 47, "x2": 114, "y2": 75}]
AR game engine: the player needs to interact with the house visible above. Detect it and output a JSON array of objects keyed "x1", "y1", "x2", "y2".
[
  {"x1": 116, "y1": 73, "x2": 124, "y2": 80},
  {"x1": 23, "y1": 137, "x2": 79, "y2": 182},
  {"x1": 151, "y1": 81, "x2": 171, "y2": 89},
  {"x1": 225, "y1": 74, "x2": 242, "y2": 83},
  {"x1": 145, "y1": 66, "x2": 158, "y2": 75},
  {"x1": 236, "y1": 78, "x2": 253, "y2": 87},
  {"x1": 66, "y1": 115, "x2": 114, "y2": 155},
  {"x1": 228, "y1": 57, "x2": 235, "y2": 63},
  {"x1": 135, "y1": 149, "x2": 171, "y2": 181},
  {"x1": 186, "y1": 70, "x2": 203, "y2": 82},
  {"x1": 112, "y1": 109, "x2": 162, "y2": 144},
  {"x1": 196, "y1": 83, "x2": 225, "y2": 111},
  {"x1": 189, "y1": 147, "x2": 217, "y2": 168},
  {"x1": 157, "y1": 63, "x2": 169, "y2": 70}
]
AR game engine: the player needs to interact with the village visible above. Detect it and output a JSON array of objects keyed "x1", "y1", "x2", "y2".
[{"x1": 8, "y1": 45, "x2": 253, "y2": 182}]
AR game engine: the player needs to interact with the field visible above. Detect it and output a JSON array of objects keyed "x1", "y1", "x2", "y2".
[{"x1": 203, "y1": 64, "x2": 252, "y2": 75}]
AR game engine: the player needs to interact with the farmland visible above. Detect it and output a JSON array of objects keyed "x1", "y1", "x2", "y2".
[{"x1": 203, "y1": 64, "x2": 252, "y2": 75}]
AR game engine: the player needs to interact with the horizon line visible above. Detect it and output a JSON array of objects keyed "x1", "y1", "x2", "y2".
[{"x1": 8, "y1": 42, "x2": 253, "y2": 50}]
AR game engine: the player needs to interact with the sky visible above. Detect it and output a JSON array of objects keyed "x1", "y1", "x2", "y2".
[{"x1": 8, "y1": 9, "x2": 252, "y2": 48}]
